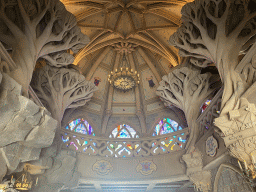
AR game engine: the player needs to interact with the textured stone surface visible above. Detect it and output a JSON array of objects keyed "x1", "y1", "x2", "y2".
[
  {"x1": 0, "y1": 73, "x2": 57, "y2": 148},
  {"x1": 0, "y1": 152, "x2": 7, "y2": 181},
  {"x1": 0, "y1": 73, "x2": 57, "y2": 178},
  {"x1": 44, "y1": 149, "x2": 77, "y2": 184}
]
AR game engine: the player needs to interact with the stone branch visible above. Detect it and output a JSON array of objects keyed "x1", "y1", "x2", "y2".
[
  {"x1": 157, "y1": 62, "x2": 221, "y2": 151},
  {"x1": 0, "y1": 0, "x2": 89, "y2": 95},
  {"x1": 31, "y1": 65, "x2": 98, "y2": 123},
  {"x1": 169, "y1": 0, "x2": 256, "y2": 116}
]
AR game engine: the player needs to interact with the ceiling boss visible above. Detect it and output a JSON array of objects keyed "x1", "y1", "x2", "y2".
[{"x1": 108, "y1": 42, "x2": 140, "y2": 92}]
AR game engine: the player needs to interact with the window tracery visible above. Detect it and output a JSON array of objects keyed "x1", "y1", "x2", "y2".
[
  {"x1": 62, "y1": 118, "x2": 96, "y2": 149},
  {"x1": 109, "y1": 124, "x2": 139, "y2": 138},
  {"x1": 65, "y1": 118, "x2": 95, "y2": 136},
  {"x1": 152, "y1": 118, "x2": 183, "y2": 136},
  {"x1": 152, "y1": 118, "x2": 186, "y2": 153}
]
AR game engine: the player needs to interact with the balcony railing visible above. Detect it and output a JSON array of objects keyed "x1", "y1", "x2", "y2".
[
  {"x1": 60, "y1": 128, "x2": 189, "y2": 158},
  {"x1": 196, "y1": 88, "x2": 223, "y2": 138}
]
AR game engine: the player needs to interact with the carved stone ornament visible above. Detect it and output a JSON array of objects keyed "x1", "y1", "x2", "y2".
[
  {"x1": 182, "y1": 151, "x2": 212, "y2": 191},
  {"x1": 136, "y1": 160, "x2": 157, "y2": 176},
  {"x1": 206, "y1": 136, "x2": 218, "y2": 157},
  {"x1": 92, "y1": 160, "x2": 113, "y2": 175},
  {"x1": 214, "y1": 98, "x2": 256, "y2": 178}
]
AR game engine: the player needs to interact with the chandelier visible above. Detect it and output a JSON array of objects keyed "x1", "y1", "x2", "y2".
[
  {"x1": 0, "y1": 165, "x2": 38, "y2": 191},
  {"x1": 108, "y1": 54, "x2": 140, "y2": 91}
]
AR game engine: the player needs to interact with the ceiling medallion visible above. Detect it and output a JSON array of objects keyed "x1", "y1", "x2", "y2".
[{"x1": 108, "y1": 54, "x2": 140, "y2": 92}]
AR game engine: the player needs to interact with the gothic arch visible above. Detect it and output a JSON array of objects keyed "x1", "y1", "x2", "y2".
[{"x1": 213, "y1": 164, "x2": 254, "y2": 192}]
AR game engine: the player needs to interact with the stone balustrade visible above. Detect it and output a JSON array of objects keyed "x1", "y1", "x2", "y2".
[{"x1": 60, "y1": 128, "x2": 189, "y2": 157}]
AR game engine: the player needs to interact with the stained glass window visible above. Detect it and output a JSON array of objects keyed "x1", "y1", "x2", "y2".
[
  {"x1": 201, "y1": 99, "x2": 211, "y2": 113},
  {"x1": 109, "y1": 124, "x2": 139, "y2": 138},
  {"x1": 152, "y1": 118, "x2": 186, "y2": 153},
  {"x1": 64, "y1": 118, "x2": 95, "y2": 136},
  {"x1": 152, "y1": 118, "x2": 182, "y2": 136}
]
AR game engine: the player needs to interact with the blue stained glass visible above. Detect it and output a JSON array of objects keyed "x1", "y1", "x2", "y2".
[
  {"x1": 65, "y1": 118, "x2": 95, "y2": 136},
  {"x1": 153, "y1": 118, "x2": 183, "y2": 136},
  {"x1": 110, "y1": 124, "x2": 138, "y2": 138},
  {"x1": 75, "y1": 124, "x2": 87, "y2": 134},
  {"x1": 178, "y1": 137, "x2": 187, "y2": 143},
  {"x1": 62, "y1": 136, "x2": 69, "y2": 143}
]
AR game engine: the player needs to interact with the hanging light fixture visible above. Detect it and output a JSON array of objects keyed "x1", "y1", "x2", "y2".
[
  {"x1": 108, "y1": 54, "x2": 140, "y2": 92},
  {"x1": 11, "y1": 165, "x2": 38, "y2": 191}
]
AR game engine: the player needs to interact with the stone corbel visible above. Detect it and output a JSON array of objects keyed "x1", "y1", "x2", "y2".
[{"x1": 182, "y1": 151, "x2": 212, "y2": 192}]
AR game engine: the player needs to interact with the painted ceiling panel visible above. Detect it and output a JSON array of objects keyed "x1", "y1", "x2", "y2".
[
  {"x1": 112, "y1": 88, "x2": 136, "y2": 103},
  {"x1": 141, "y1": 68, "x2": 159, "y2": 101},
  {"x1": 91, "y1": 67, "x2": 109, "y2": 101},
  {"x1": 112, "y1": 106, "x2": 137, "y2": 115},
  {"x1": 159, "y1": 57, "x2": 172, "y2": 74},
  {"x1": 134, "y1": 51, "x2": 146, "y2": 66},
  {"x1": 102, "y1": 49, "x2": 114, "y2": 66},
  {"x1": 144, "y1": 13, "x2": 172, "y2": 28},
  {"x1": 147, "y1": 101, "x2": 165, "y2": 112}
]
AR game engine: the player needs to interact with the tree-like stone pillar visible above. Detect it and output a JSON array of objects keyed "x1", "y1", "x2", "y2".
[
  {"x1": 101, "y1": 52, "x2": 121, "y2": 134},
  {"x1": 128, "y1": 52, "x2": 147, "y2": 134},
  {"x1": 156, "y1": 62, "x2": 221, "y2": 152},
  {"x1": 182, "y1": 151, "x2": 212, "y2": 192}
]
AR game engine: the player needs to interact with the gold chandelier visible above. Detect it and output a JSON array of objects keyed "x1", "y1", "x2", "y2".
[{"x1": 108, "y1": 55, "x2": 140, "y2": 91}]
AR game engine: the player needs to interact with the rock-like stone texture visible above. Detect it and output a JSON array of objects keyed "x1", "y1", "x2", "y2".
[{"x1": 0, "y1": 73, "x2": 57, "y2": 177}]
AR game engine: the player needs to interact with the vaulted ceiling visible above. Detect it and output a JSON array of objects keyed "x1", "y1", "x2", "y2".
[{"x1": 60, "y1": 0, "x2": 190, "y2": 135}]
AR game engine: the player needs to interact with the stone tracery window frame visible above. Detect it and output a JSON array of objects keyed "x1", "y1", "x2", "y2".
[
  {"x1": 152, "y1": 117, "x2": 183, "y2": 136},
  {"x1": 109, "y1": 124, "x2": 139, "y2": 139},
  {"x1": 64, "y1": 118, "x2": 96, "y2": 136},
  {"x1": 151, "y1": 117, "x2": 187, "y2": 153}
]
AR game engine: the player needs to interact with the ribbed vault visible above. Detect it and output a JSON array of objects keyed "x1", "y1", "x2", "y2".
[{"x1": 60, "y1": 0, "x2": 189, "y2": 136}]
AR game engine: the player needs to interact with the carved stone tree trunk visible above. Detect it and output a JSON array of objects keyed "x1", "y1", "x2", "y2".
[
  {"x1": 169, "y1": 0, "x2": 256, "y2": 181},
  {"x1": 169, "y1": 0, "x2": 256, "y2": 116},
  {"x1": 31, "y1": 65, "x2": 98, "y2": 124},
  {"x1": 156, "y1": 62, "x2": 221, "y2": 152},
  {"x1": 0, "y1": 0, "x2": 89, "y2": 96}
]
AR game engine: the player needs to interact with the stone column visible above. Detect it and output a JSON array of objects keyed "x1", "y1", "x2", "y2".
[
  {"x1": 182, "y1": 151, "x2": 212, "y2": 192},
  {"x1": 127, "y1": 52, "x2": 147, "y2": 134},
  {"x1": 101, "y1": 52, "x2": 121, "y2": 134}
]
